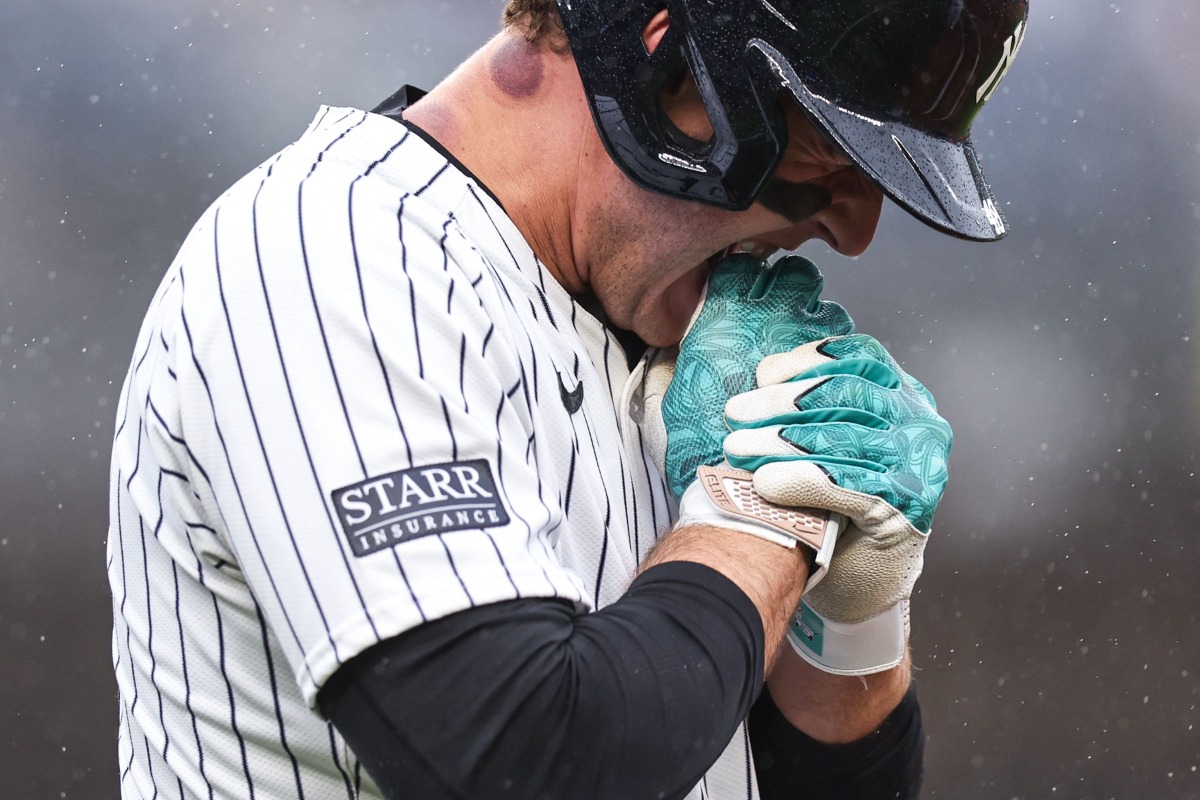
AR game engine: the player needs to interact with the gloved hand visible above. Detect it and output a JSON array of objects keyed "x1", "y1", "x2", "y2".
[
  {"x1": 723, "y1": 333, "x2": 952, "y2": 622},
  {"x1": 640, "y1": 253, "x2": 853, "y2": 587},
  {"x1": 645, "y1": 253, "x2": 854, "y2": 501},
  {"x1": 640, "y1": 254, "x2": 948, "y2": 676}
]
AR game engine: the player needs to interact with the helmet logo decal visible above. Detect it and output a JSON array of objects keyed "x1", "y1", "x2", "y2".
[
  {"x1": 658, "y1": 152, "x2": 708, "y2": 173},
  {"x1": 976, "y1": 21, "x2": 1027, "y2": 104},
  {"x1": 982, "y1": 197, "x2": 1005, "y2": 235}
]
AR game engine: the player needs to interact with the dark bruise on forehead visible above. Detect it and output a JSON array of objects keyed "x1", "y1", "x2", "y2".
[
  {"x1": 490, "y1": 35, "x2": 544, "y2": 98},
  {"x1": 756, "y1": 180, "x2": 832, "y2": 223}
]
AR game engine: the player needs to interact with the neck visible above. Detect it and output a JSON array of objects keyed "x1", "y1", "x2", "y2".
[{"x1": 404, "y1": 31, "x2": 588, "y2": 296}]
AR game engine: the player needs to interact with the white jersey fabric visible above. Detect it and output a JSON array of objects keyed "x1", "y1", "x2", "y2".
[{"x1": 108, "y1": 106, "x2": 762, "y2": 800}]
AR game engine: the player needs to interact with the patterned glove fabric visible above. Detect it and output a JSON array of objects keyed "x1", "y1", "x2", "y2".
[
  {"x1": 723, "y1": 334, "x2": 953, "y2": 624},
  {"x1": 657, "y1": 254, "x2": 853, "y2": 502},
  {"x1": 638, "y1": 254, "x2": 851, "y2": 587}
]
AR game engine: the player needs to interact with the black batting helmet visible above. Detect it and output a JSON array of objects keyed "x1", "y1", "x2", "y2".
[{"x1": 555, "y1": 0, "x2": 1030, "y2": 241}]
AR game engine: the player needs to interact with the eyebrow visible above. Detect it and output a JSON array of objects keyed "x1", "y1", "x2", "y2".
[{"x1": 756, "y1": 179, "x2": 832, "y2": 223}]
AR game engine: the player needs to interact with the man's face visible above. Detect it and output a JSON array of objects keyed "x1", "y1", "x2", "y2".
[{"x1": 578, "y1": 95, "x2": 884, "y2": 348}]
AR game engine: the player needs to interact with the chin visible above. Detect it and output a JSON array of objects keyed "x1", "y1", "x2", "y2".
[
  {"x1": 637, "y1": 327, "x2": 683, "y2": 349},
  {"x1": 632, "y1": 302, "x2": 694, "y2": 348}
]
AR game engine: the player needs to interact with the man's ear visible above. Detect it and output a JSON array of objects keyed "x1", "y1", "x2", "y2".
[{"x1": 642, "y1": 8, "x2": 671, "y2": 54}]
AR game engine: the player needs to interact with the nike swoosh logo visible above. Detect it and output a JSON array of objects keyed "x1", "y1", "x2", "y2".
[{"x1": 558, "y1": 372, "x2": 584, "y2": 414}]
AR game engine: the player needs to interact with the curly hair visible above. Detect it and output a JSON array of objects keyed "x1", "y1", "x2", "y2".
[{"x1": 503, "y1": 0, "x2": 569, "y2": 51}]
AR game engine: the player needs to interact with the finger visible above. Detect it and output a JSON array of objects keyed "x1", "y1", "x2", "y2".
[
  {"x1": 679, "y1": 254, "x2": 766, "y2": 346},
  {"x1": 820, "y1": 335, "x2": 943, "y2": 408},
  {"x1": 751, "y1": 459, "x2": 868, "y2": 519},
  {"x1": 724, "y1": 378, "x2": 830, "y2": 427},
  {"x1": 790, "y1": 375, "x2": 912, "y2": 426},
  {"x1": 818, "y1": 334, "x2": 901, "y2": 371},
  {"x1": 759, "y1": 334, "x2": 910, "y2": 392},
  {"x1": 724, "y1": 425, "x2": 885, "y2": 474},
  {"x1": 764, "y1": 257, "x2": 854, "y2": 339},
  {"x1": 747, "y1": 254, "x2": 824, "y2": 302},
  {"x1": 776, "y1": 422, "x2": 898, "y2": 471},
  {"x1": 787, "y1": 419, "x2": 948, "y2": 532},
  {"x1": 743, "y1": 257, "x2": 853, "y2": 353},
  {"x1": 904, "y1": 371, "x2": 938, "y2": 410},
  {"x1": 727, "y1": 397, "x2": 891, "y2": 434},
  {"x1": 777, "y1": 419, "x2": 949, "y2": 473},
  {"x1": 724, "y1": 426, "x2": 802, "y2": 469},
  {"x1": 757, "y1": 340, "x2": 838, "y2": 387},
  {"x1": 814, "y1": 463, "x2": 941, "y2": 534},
  {"x1": 689, "y1": 257, "x2": 853, "y2": 383},
  {"x1": 793, "y1": 356, "x2": 903, "y2": 390},
  {"x1": 704, "y1": 253, "x2": 770, "y2": 303},
  {"x1": 752, "y1": 460, "x2": 911, "y2": 528}
]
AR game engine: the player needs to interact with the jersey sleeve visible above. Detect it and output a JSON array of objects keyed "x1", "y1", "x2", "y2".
[
  {"x1": 164, "y1": 139, "x2": 587, "y2": 707},
  {"x1": 319, "y1": 562, "x2": 765, "y2": 800}
]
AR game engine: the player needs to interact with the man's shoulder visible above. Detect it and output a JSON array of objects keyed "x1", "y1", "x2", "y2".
[
  {"x1": 187, "y1": 106, "x2": 475, "y2": 263},
  {"x1": 218, "y1": 106, "x2": 437, "y2": 204},
  {"x1": 164, "y1": 104, "x2": 558, "y2": 340}
]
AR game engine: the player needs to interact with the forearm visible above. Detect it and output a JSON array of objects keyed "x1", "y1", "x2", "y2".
[
  {"x1": 640, "y1": 521, "x2": 812, "y2": 676},
  {"x1": 750, "y1": 643, "x2": 921, "y2": 799},
  {"x1": 767, "y1": 646, "x2": 911, "y2": 743},
  {"x1": 642, "y1": 520, "x2": 910, "y2": 738},
  {"x1": 750, "y1": 676, "x2": 924, "y2": 800}
]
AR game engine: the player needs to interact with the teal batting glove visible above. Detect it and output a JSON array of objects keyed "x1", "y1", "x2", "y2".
[
  {"x1": 640, "y1": 257, "x2": 931, "y2": 675},
  {"x1": 723, "y1": 334, "x2": 952, "y2": 627},
  {"x1": 655, "y1": 254, "x2": 853, "y2": 501},
  {"x1": 640, "y1": 254, "x2": 852, "y2": 589}
]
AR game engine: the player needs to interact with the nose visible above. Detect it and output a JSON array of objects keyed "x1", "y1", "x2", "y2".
[{"x1": 816, "y1": 167, "x2": 884, "y2": 256}]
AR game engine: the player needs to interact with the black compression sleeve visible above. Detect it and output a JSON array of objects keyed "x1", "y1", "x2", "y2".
[
  {"x1": 749, "y1": 683, "x2": 924, "y2": 800},
  {"x1": 318, "y1": 561, "x2": 764, "y2": 800}
]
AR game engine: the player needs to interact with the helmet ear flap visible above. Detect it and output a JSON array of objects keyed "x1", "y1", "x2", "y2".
[
  {"x1": 655, "y1": 70, "x2": 715, "y2": 152},
  {"x1": 559, "y1": 0, "x2": 786, "y2": 209},
  {"x1": 651, "y1": 37, "x2": 726, "y2": 153}
]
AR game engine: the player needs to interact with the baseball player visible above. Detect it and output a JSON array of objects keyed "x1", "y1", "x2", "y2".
[{"x1": 107, "y1": 0, "x2": 1029, "y2": 798}]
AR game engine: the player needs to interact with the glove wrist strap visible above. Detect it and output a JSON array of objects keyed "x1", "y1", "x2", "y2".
[
  {"x1": 787, "y1": 600, "x2": 910, "y2": 676},
  {"x1": 677, "y1": 466, "x2": 841, "y2": 593}
]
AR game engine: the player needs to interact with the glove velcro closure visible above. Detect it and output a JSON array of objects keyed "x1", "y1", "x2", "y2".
[{"x1": 676, "y1": 466, "x2": 841, "y2": 593}]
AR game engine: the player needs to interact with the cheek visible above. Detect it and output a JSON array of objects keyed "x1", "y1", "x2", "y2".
[{"x1": 586, "y1": 185, "x2": 735, "y2": 342}]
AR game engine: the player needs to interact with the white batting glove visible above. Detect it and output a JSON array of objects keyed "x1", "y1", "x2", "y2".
[
  {"x1": 786, "y1": 598, "x2": 911, "y2": 676},
  {"x1": 722, "y1": 334, "x2": 953, "y2": 674}
]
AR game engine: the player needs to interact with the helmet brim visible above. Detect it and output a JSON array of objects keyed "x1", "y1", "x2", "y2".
[{"x1": 763, "y1": 44, "x2": 1009, "y2": 242}]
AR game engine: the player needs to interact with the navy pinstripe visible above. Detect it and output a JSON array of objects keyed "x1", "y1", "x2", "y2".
[
  {"x1": 107, "y1": 105, "x2": 757, "y2": 800},
  {"x1": 250, "y1": 158, "x2": 384, "y2": 641},
  {"x1": 178, "y1": 268, "x2": 320, "y2": 686},
  {"x1": 211, "y1": 213, "x2": 345, "y2": 663}
]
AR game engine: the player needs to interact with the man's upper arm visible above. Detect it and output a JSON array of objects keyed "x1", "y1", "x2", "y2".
[{"x1": 171, "y1": 155, "x2": 584, "y2": 706}]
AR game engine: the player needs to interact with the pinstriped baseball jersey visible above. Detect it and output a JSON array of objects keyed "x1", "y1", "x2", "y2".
[{"x1": 108, "y1": 106, "x2": 763, "y2": 799}]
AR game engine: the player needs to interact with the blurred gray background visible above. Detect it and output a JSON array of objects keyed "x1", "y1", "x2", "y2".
[{"x1": 2, "y1": 0, "x2": 1197, "y2": 797}]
